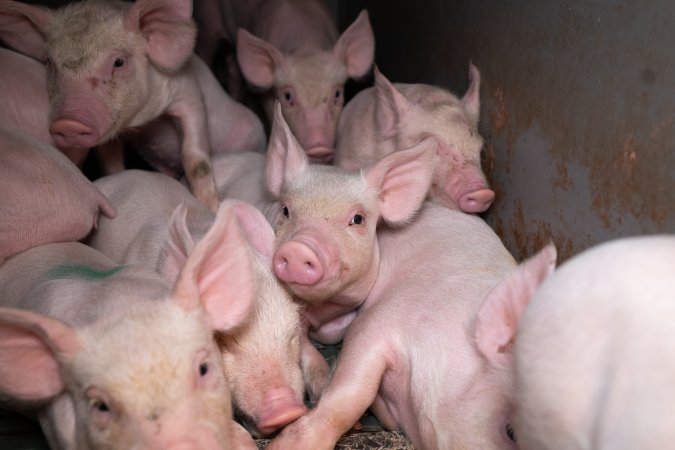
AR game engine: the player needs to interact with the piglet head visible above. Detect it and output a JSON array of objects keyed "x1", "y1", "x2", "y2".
[
  {"x1": 0, "y1": 0, "x2": 196, "y2": 151},
  {"x1": 237, "y1": 10, "x2": 374, "y2": 163},
  {"x1": 373, "y1": 64, "x2": 495, "y2": 213},
  {"x1": 266, "y1": 102, "x2": 435, "y2": 304}
]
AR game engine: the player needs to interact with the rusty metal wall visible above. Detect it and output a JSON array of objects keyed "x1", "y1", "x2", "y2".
[{"x1": 340, "y1": 0, "x2": 675, "y2": 262}]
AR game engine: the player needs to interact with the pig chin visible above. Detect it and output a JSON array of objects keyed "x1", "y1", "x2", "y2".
[
  {"x1": 287, "y1": 275, "x2": 345, "y2": 304},
  {"x1": 428, "y1": 185, "x2": 461, "y2": 211}
]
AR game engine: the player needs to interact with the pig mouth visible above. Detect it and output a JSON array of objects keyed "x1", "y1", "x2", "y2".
[
  {"x1": 306, "y1": 145, "x2": 334, "y2": 164},
  {"x1": 286, "y1": 264, "x2": 348, "y2": 303}
]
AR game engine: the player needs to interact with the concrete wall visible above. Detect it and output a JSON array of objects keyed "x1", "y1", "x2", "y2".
[{"x1": 340, "y1": 0, "x2": 674, "y2": 262}]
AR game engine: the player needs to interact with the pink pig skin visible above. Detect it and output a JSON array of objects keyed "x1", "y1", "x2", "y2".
[
  {"x1": 236, "y1": 1, "x2": 375, "y2": 163},
  {"x1": 514, "y1": 235, "x2": 675, "y2": 450},
  {"x1": 0, "y1": 47, "x2": 89, "y2": 165},
  {"x1": 209, "y1": 151, "x2": 280, "y2": 221},
  {"x1": 0, "y1": 128, "x2": 115, "y2": 265},
  {"x1": 267, "y1": 203, "x2": 557, "y2": 450},
  {"x1": 87, "y1": 170, "x2": 328, "y2": 436},
  {"x1": 0, "y1": 218, "x2": 260, "y2": 449},
  {"x1": 0, "y1": 0, "x2": 265, "y2": 213},
  {"x1": 334, "y1": 64, "x2": 495, "y2": 213},
  {"x1": 265, "y1": 102, "x2": 436, "y2": 344}
]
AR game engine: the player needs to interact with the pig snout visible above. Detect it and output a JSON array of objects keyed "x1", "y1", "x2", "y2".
[
  {"x1": 50, "y1": 119, "x2": 99, "y2": 150},
  {"x1": 458, "y1": 187, "x2": 495, "y2": 213},
  {"x1": 274, "y1": 241, "x2": 325, "y2": 286},
  {"x1": 256, "y1": 386, "x2": 308, "y2": 435}
]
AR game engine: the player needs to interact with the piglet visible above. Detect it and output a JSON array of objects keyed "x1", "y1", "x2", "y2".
[
  {"x1": 267, "y1": 203, "x2": 557, "y2": 450},
  {"x1": 0, "y1": 0, "x2": 265, "y2": 212},
  {"x1": 0, "y1": 209, "x2": 260, "y2": 449},
  {"x1": 236, "y1": 3, "x2": 375, "y2": 162},
  {"x1": 514, "y1": 235, "x2": 675, "y2": 450},
  {"x1": 0, "y1": 128, "x2": 115, "y2": 265},
  {"x1": 87, "y1": 170, "x2": 328, "y2": 436},
  {"x1": 265, "y1": 102, "x2": 436, "y2": 344},
  {"x1": 334, "y1": 64, "x2": 495, "y2": 213}
]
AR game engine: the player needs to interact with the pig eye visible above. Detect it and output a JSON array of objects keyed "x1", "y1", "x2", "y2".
[
  {"x1": 199, "y1": 362, "x2": 209, "y2": 377},
  {"x1": 505, "y1": 423, "x2": 516, "y2": 442},
  {"x1": 333, "y1": 88, "x2": 342, "y2": 104},
  {"x1": 349, "y1": 214, "x2": 364, "y2": 225},
  {"x1": 113, "y1": 57, "x2": 125, "y2": 69},
  {"x1": 282, "y1": 205, "x2": 290, "y2": 218},
  {"x1": 92, "y1": 399, "x2": 109, "y2": 413},
  {"x1": 283, "y1": 90, "x2": 295, "y2": 106}
]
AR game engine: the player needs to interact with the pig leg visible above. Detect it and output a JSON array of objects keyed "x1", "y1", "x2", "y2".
[
  {"x1": 231, "y1": 420, "x2": 257, "y2": 450},
  {"x1": 94, "y1": 140, "x2": 125, "y2": 175},
  {"x1": 299, "y1": 332, "x2": 332, "y2": 404},
  {"x1": 169, "y1": 99, "x2": 219, "y2": 213},
  {"x1": 267, "y1": 334, "x2": 388, "y2": 450}
]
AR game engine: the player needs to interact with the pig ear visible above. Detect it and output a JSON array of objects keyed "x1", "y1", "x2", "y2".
[
  {"x1": 475, "y1": 243, "x2": 557, "y2": 367},
  {"x1": 172, "y1": 203, "x2": 255, "y2": 332},
  {"x1": 0, "y1": 1, "x2": 51, "y2": 62},
  {"x1": 265, "y1": 102, "x2": 308, "y2": 196},
  {"x1": 333, "y1": 10, "x2": 375, "y2": 79},
  {"x1": 237, "y1": 28, "x2": 284, "y2": 89},
  {"x1": 462, "y1": 62, "x2": 481, "y2": 127},
  {"x1": 0, "y1": 308, "x2": 80, "y2": 403},
  {"x1": 230, "y1": 200, "x2": 275, "y2": 261},
  {"x1": 373, "y1": 66, "x2": 411, "y2": 140},
  {"x1": 125, "y1": 0, "x2": 196, "y2": 72},
  {"x1": 157, "y1": 204, "x2": 196, "y2": 282},
  {"x1": 364, "y1": 139, "x2": 436, "y2": 225}
]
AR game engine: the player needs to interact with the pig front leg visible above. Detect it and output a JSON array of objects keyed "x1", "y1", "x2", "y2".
[
  {"x1": 267, "y1": 334, "x2": 388, "y2": 450},
  {"x1": 169, "y1": 101, "x2": 219, "y2": 213},
  {"x1": 231, "y1": 420, "x2": 258, "y2": 450},
  {"x1": 299, "y1": 332, "x2": 332, "y2": 404}
]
